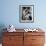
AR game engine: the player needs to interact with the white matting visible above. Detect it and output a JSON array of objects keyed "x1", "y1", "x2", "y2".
[{"x1": 0, "y1": 44, "x2": 2, "y2": 46}]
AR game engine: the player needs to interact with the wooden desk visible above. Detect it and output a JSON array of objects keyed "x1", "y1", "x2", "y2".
[{"x1": 2, "y1": 29, "x2": 45, "y2": 46}]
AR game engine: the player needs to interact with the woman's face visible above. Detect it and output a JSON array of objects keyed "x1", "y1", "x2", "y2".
[{"x1": 23, "y1": 9, "x2": 29, "y2": 16}]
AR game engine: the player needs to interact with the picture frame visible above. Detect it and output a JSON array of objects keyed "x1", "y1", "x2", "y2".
[{"x1": 19, "y1": 5, "x2": 34, "y2": 23}]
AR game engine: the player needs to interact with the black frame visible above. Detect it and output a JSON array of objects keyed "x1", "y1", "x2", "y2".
[{"x1": 19, "y1": 5, "x2": 34, "y2": 23}]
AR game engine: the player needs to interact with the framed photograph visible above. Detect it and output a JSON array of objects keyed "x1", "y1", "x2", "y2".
[{"x1": 19, "y1": 5, "x2": 34, "y2": 23}]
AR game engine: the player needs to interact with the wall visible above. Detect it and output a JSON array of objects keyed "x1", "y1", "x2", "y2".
[
  {"x1": 0, "y1": 0, "x2": 46, "y2": 44},
  {"x1": 0, "y1": 0, "x2": 46, "y2": 29}
]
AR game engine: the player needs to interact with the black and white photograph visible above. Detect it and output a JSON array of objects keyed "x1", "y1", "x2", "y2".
[{"x1": 19, "y1": 5, "x2": 34, "y2": 23}]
